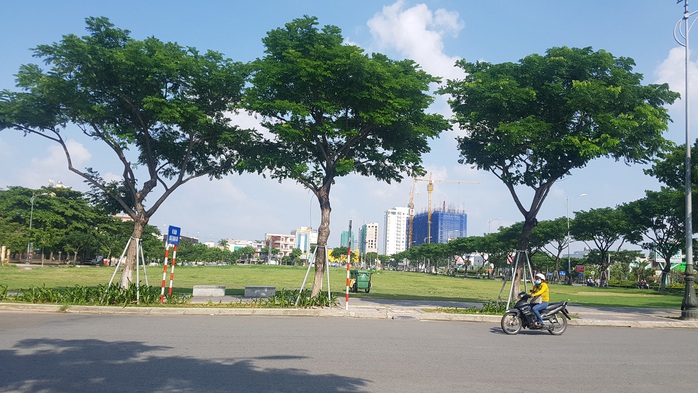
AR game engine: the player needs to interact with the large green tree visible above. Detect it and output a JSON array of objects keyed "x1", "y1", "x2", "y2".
[
  {"x1": 645, "y1": 142, "x2": 698, "y2": 190},
  {"x1": 533, "y1": 217, "x2": 571, "y2": 282},
  {"x1": 0, "y1": 18, "x2": 259, "y2": 287},
  {"x1": 571, "y1": 207, "x2": 641, "y2": 283},
  {"x1": 245, "y1": 16, "x2": 449, "y2": 296},
  {"x1": 440, "y1": 46, "x2": 678, "y2": 292},
  {"x1": 621, "y1": 189, "x2": 687, "y2": 289},
  {"x1": 0, "y1": 185, "x2": 115, "y2": 263}
]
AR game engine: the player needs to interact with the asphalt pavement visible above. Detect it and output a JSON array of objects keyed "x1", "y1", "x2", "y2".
[{"x1": 1, "y1": 295, "x2": 697, "y2": 328}]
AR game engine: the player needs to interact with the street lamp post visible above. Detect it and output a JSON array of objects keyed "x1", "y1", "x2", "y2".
[
  {"x1": 25, "y1": 191, "x2": 54, "y2": 264},
  {"x1": 487, "y1": 218, "x2": 503, "y2": 234},
  {"x1": 566, "y1": 193, "x2": 587, "y2": 285},
  {"x1": 675, "y1": 1, "x2": 698, "y2": 319},
  {"x1": 25, "y1": 193, "x2": 36, "y2": 264}
]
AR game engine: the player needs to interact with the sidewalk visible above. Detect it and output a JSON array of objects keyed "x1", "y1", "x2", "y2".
[
  {"x1": 336, "y1": 297, "x2": 698, "y2": 328},
  {"x1": 2, "y1": 296, "x2": 697, "y2": 328}
]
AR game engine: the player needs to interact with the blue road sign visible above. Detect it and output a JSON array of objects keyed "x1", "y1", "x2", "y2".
[{"x1": 167, "y1": 225, "x2": 181, "y2": 245}]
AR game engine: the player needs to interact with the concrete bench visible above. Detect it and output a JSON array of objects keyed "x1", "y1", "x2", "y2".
[
  {"x1": 192, "y1": 285, "x2": 225, "y2": 297},
  {"x1": 244, "y1": 286, "x2": 276, "y2": 298}
]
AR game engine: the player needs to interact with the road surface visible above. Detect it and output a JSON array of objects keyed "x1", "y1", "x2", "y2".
[{"x1": 0, "y1": 312, "x2": 695, "y2": 392}]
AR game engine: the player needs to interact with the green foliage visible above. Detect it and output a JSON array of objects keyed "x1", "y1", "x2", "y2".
[
  {"x1": 630, "y1": 260, "x2": 656, "y2": 282},
  {"x1": 479, "y1": 300, "x2": 509, "y2": 314},
  {"x1": 621, "y1": 188, "x2": 687, "y2": 271},
  {"x1": 9, "y1": 283, "x2": 186, "y2": 306},
  {"x1": 364, "y1": 252, "x2": 379, "y2": 265},
  {"x1": 245, "y1": 16, "x2": 449, "y2": 294},
  {"x1": 607, "y1": 280, "x2": 641, "y2": 288},
  {"x1": 435, "y1": 300, "x2": 507, "y2": 315},
  {"x1": 572, "y1": 207, "x2": 641, "y2": 279},
  {"x1": 176, "y1": 239, "x2": 242, "y2": 264},
  {"x1": 0, "y1": 17, "x2": 261, "y2": 286},
  {"x1": 646, "y1": 142, "x2": 698, "y2": 190},
  {"x1": 0, "y1": 186, "x2": 167, "y2": 264},
  {"x1": 246, "y1": 16, "x2": 448, "y2": 186},
  {"x1": 0, "y1": 186, "x2": 127, "y2": 260},
  {"x1": 262, "y1": 289, "x2": 337, "y2": 308},
  {"x1": 440, "y1": 46, "x2": 678, "y2": 255}
]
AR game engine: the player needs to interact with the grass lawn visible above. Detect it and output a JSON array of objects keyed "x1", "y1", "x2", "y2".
[{"x1": 0, "y1": 264, "x2": 684, "y2": 309}]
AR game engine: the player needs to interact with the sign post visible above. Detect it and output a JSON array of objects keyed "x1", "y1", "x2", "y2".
[
  {"x1": 345, "y1": 220, "x2": 352, "y2": 310},
  {"x1": 160, "y1": 226, "x2": 181, "y2": 303}
]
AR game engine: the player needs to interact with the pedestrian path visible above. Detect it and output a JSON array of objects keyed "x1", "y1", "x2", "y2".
[
  {"x1": 184, "y1": 295, "x2": 698, "y2": 328},
  {"x1": 336, "y1": 297, "x2": 698, "y2": 327},
  {"x1": 2, "y1": 297, "x2": 697, "y2": 328}
]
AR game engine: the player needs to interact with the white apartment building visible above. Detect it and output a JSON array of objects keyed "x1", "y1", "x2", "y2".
[
  {"x1": 383, "y1": 207, "x2": 409, "y2": 256},
  {"x1": 265, "y1": 233, "x2": 296, "y2": 258},
  {"x1": 360, "y1": 223, "x2": 379, "y2": 255}
]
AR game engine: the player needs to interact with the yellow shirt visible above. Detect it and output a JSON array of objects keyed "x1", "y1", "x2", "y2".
[{"x1": 530, "y1": 282, "x2": 549, "y2": 302}]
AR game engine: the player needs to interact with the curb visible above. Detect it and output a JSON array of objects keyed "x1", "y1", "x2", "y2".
[{"x1": 2, "y1": 302, "x2": 697, "y2": 328}]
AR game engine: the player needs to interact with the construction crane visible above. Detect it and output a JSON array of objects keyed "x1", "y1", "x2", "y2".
[{"x1": 407, "y1": 173, "x2": 478, "y2": 248}]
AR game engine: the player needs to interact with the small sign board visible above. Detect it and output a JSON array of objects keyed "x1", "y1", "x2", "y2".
[
  {"x1": 559, "y1": 271, "x2": 566, "y2": 276},
  {"x1": 575, "y1": 265, "x2": 585, "y2": 273},
  {"x1": 167, "y1": 225, "x2": 181, "y2": 245}
]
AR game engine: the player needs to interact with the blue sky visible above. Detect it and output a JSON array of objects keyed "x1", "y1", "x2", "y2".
[{"x1": 0, "y1": 1, "x2": 693, "y2": 250}]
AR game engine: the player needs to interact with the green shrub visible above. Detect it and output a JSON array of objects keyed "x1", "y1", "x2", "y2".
[
  {"x1": 9, "y1": 283, "x2": 186, "y2": 306},
  {"x1": 262, "y1": 289, "x2": 337, "y2": 308},
  {"x1": 607, "y1": 280, "x2": 637, "y2": 288},
  {"x1": 435, "y1": 299, "x2": 507, "y2": 315}
]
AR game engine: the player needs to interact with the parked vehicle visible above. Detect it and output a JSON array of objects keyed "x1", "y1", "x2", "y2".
[
  {"x1": 500, "y1": 292, "x2": 571, "y2": 335},
  {"x1": 83, "y1": 256, "x2": 105, "y2": 265}
]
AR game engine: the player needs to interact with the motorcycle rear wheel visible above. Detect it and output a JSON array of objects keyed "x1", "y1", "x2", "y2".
[
  {"x1": 501, "y1": 312, "x2": 522, "y2": 335},
  {"x1": 546, "y1": 314, "x2": 567, "y2": 335}
]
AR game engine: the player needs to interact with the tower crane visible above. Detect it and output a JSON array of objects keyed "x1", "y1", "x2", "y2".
[{"x1": 407, "y1": 173, "x2": 478, "y2": 248}]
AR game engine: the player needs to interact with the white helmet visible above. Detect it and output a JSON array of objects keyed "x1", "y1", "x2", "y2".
[{"x1": 535, "y1": 273, "x2": 546, "y2": 281}]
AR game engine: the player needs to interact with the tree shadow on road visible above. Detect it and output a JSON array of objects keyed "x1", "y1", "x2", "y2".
[{"x1": 0, "y1": 338, "x2": 369, "y2": 392}]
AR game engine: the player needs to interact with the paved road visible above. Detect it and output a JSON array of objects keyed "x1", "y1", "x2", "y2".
[{"x1": 0, "y1": 312, "x2": 696, "y2": 393}]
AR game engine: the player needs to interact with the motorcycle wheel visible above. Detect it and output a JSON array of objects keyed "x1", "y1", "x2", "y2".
[
  {"x1": 546, "y1": 314, "x2": 567, "y2": 335},
  {"x1": 501, "y1": 312, "x2": 522, "y2": 335}
]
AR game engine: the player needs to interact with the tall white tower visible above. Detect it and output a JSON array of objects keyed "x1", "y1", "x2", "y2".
[
  {"x1": 360, "y1": 222, "x2": 379, "y2": 255},
  {"x1": 383, "y1": 207, "x2": 409, "y2": 256}
]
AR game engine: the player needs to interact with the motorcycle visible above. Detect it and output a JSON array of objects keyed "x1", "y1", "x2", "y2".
[{"x1": 500, "y1": 292, "x2": 571, "y2": 335}]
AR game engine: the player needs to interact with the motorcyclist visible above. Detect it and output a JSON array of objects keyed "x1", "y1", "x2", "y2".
[{"x1": 529, "y1": 273, "x2": 549, "y2": 328}]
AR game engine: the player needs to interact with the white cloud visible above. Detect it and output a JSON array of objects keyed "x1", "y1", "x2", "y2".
[
  {"x1": 15, "y1": 139, "x2": 92, "y2": 190},
  {"x1": 367, "y1": 0, "x2": 466, "y2": 81},
  {"x1": 655, "y1": 46, "x2": 698, "y2": 143}
]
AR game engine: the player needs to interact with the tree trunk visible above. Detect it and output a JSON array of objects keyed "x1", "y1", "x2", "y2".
[
  {"x1": 311, "y1": 186, "x2": 331, "y2": 297},
  {"x1": 119, "y1": 216, "x2": 147, "y2": 288},
  {"x1": 512, "y1": 217, "x2": 537, "y2": 295},
  {"x1": 660, "y1": 258, "x2": 672, "y2": 290}
]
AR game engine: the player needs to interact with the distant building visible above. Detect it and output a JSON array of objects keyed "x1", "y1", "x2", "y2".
[
  {"x1": 412, "y1": 206, "x2": 467, "y2": 246},
  {"x1": 227, "y1": 239, "x2": 262, "y2": 252},
  {"x1": 180, "y1": 235, "x2": 198, "y2": 244},
  {"x1": 359, "y1": 223, "x2": 379, "y2": 255},
  {"x1": 114, "y1": 214, "x2": 133, "y2": 222},
  {"x1": 340, "y1": 230, "x2": 355, "y2": 248},
  {"x1": 221, "y1": 239, "x2": 264, "y2": 263},
  {"x1": 265, "y1": 233, "x2": 296, "y2": 258},
  {"x1": 292, "y1": 226, "x2": 317, "y2": 260},
  {"x1": 384, "y1": 207, "x2": 409, "y2": 256}
]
